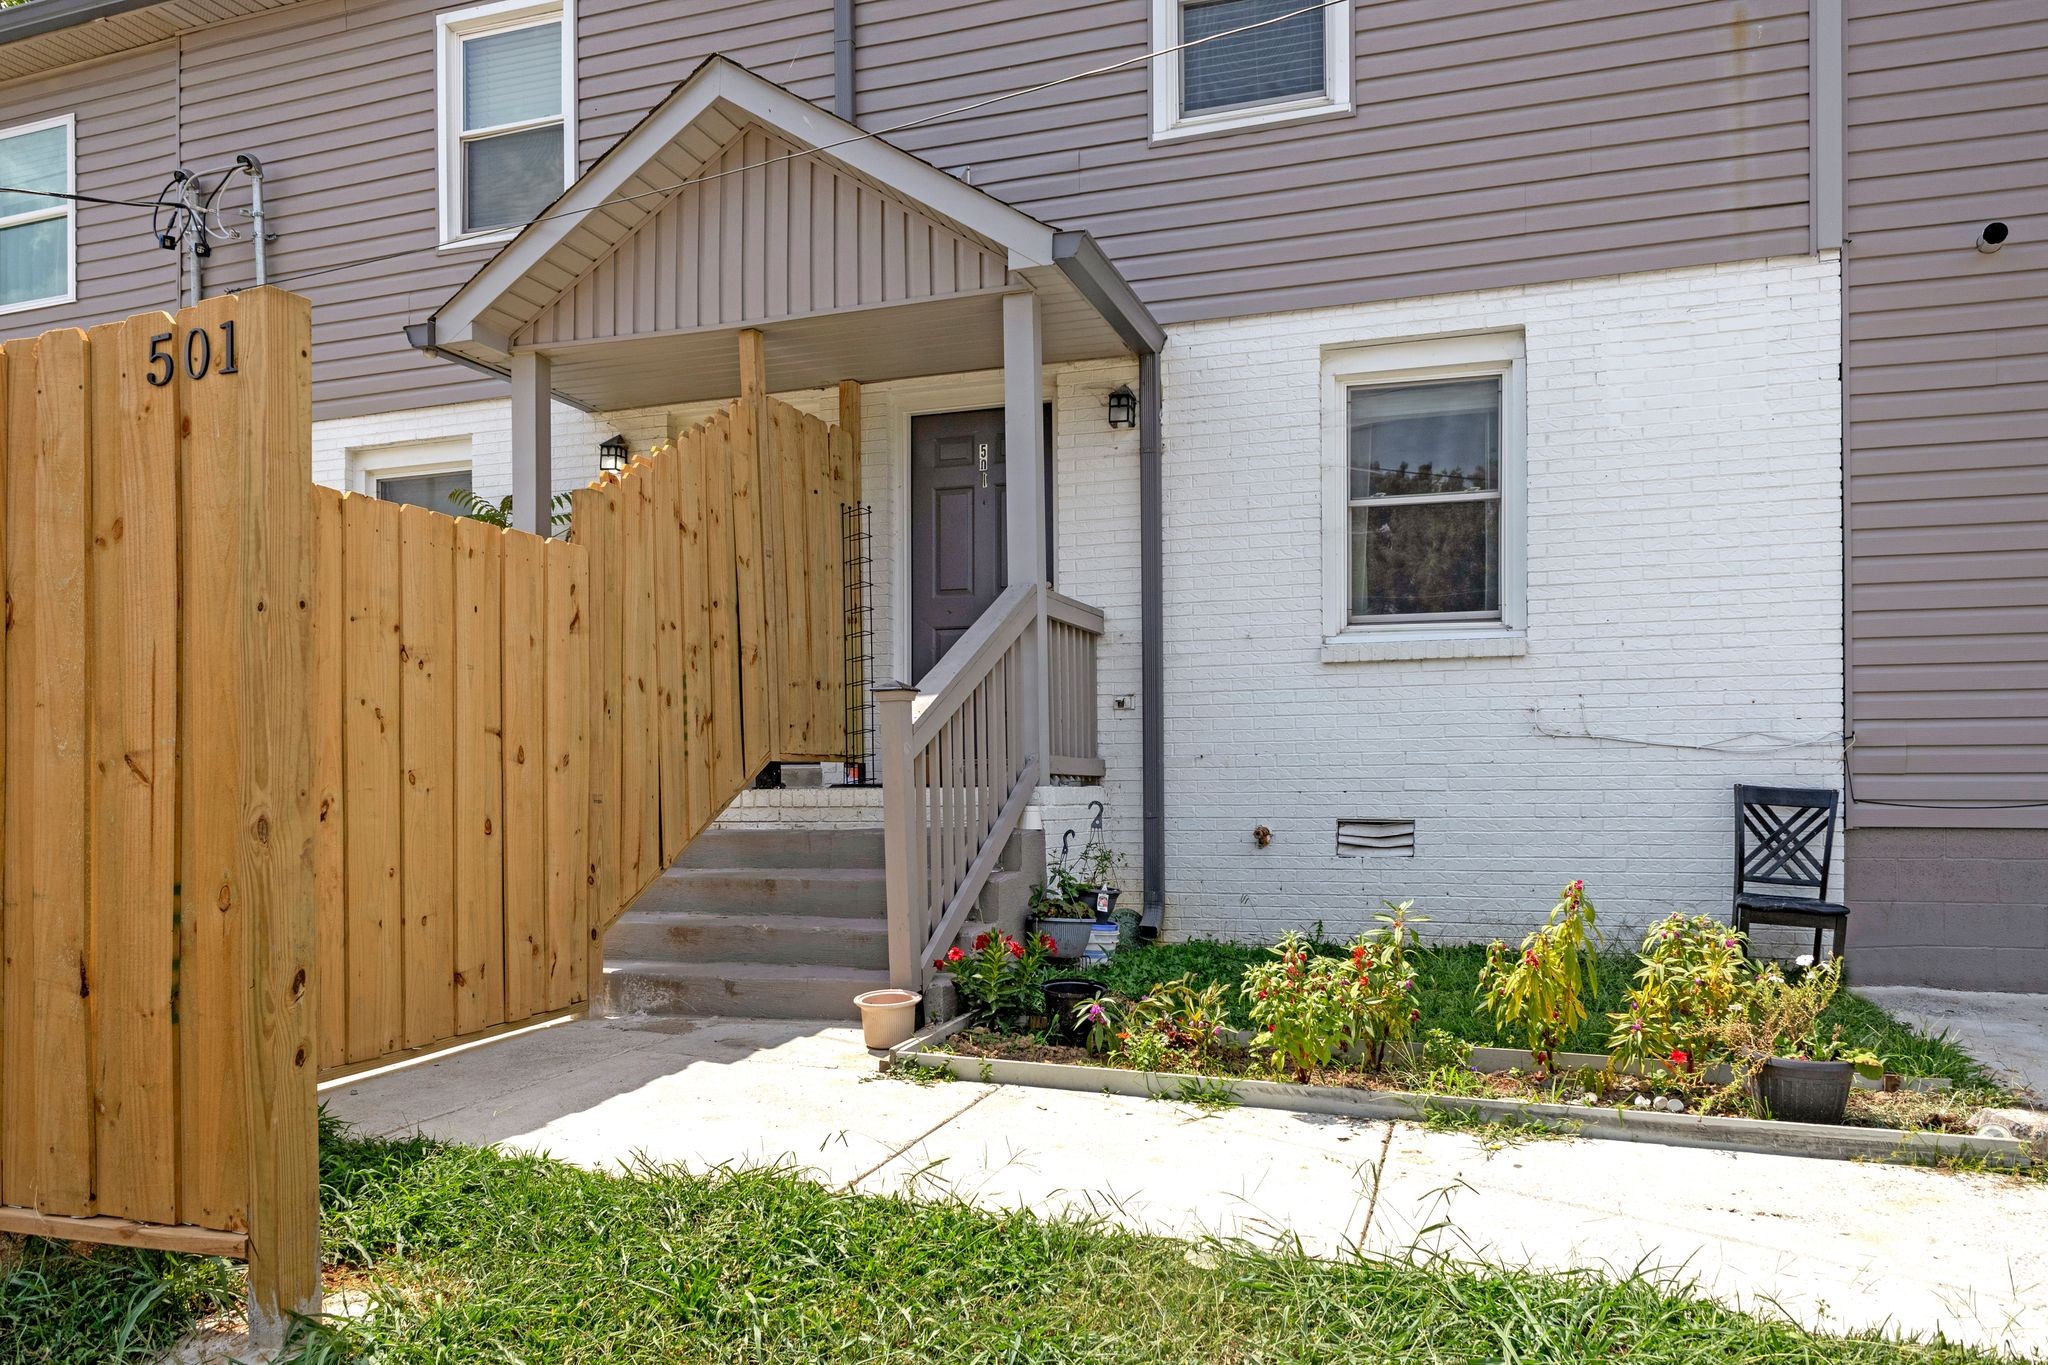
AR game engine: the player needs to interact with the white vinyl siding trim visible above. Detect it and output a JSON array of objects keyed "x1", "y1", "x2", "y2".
[
  {"x1": 436, "y1": 0, "x2": 575, "y2": 250},
  {"x1": 1150, "y1": 0, "x2": 1351, "y2": 142},
  {"x1": 348, "y1": 436, "x2": 474, "y2": 497},
  {"x1": 1320, "y1": 331, "x2": 1526, "y2": 657},
  {"x1": 0, "y1": 113, "x2": 75, "y2": 317}
]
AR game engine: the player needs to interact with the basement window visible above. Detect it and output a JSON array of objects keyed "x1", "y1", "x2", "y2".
[
  {"x1": 1152, "y1": 0, "x2": 1352, "y2": 141},
  {"x1": 438, "y1": 0, "x2": 575, "y2": 247},
  {"x1": 0, "y1": 114, "x2": 74, "y2": 315}
]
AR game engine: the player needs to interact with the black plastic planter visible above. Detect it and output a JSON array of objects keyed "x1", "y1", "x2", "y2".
[
  {"x1": 1750, "y1": 1056, "x2": 1855, "y2": 1124},
  {"x1": 1078, "y1": 885, "x2": 1121, "y2": 923},
  {"x1": 1040, "y1": 979, "x2": 1108, "y2": 1045}
]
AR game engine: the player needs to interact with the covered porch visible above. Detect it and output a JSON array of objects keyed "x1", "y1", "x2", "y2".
[{"x1": 412, "y1": 56, "x2": 1164, "y2": 998}]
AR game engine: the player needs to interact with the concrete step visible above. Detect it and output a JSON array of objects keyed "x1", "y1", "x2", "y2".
[
  {"x1": 599, "y1": 959, "x2": 888, "y2": 1021},
  {"x1": 607, "y1": 909, "x2": 890, "y2": 971},
  {"x1": 673, "y1": 826, "x2": 885, "y2": 871},
  {"x1": 638, "y1": 866, "x2": 886, "y2": 918}
]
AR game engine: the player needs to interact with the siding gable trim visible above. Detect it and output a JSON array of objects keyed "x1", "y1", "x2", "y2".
[{"x1": 428, "y1": 53, "x2": 1061, "y2": 369}]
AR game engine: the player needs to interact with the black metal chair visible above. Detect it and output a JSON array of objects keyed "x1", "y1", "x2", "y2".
[{"x1": 1732, "y1": 784, "x2": 1848, "y2": 963}]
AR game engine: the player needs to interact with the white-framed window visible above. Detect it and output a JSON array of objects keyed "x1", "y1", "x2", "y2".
[
  {"x1": 1151, "y1": 0, "x2": 1351, "y2": 142},
  {"x1": 436, "y1": 0, "x2": 575, "y2": 249},
  {"x1": 0, "y1": 114, "x2": 76, "y2": 316},
  {"x1": 1321, "y1": 333, "x2": 1526, "y2": 657},
  {"x1": 350, "y1": 438, "x2": 475, "y2": 513}
]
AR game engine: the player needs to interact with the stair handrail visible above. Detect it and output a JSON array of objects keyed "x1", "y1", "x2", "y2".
[{"x1": 877, "y1": 582, "x2": 1046, "y2": 988}]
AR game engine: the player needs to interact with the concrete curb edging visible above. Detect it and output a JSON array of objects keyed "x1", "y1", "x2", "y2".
[{"x1": 886, "y1": 1019, "x2": 2032, "y2": 1169}]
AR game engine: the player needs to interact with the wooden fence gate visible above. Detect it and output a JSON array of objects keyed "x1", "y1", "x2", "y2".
[{"x1": 0, "y1": 296, "x2": 860, "y2": 1337}]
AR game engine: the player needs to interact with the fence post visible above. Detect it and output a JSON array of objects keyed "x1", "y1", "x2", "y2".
[
  {"x1": 875, "y1": 684, "x2": 922, "y2": 989},
  {"x1": 221, "y1": 288, "x2": 320, "y2": 1347}
]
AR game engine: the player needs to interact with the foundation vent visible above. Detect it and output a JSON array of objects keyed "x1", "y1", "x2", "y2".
[{"x1": 1336, "y1": 819, "x2": 1415, "y2": 857}]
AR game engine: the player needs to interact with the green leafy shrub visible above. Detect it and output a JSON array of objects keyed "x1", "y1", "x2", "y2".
[
  {"x1": 448, "y1": 487, "x2": 574, "y2": 532},
  {"x1": 1477, "y1": 880, "x2": 1600, "y2": 1074},
  {"x1": 936, "y1": 930, "x2": 1050, "y2": 1031},
  {"x1": 1099, "y1": 975, "x2": 1230, "y2": 1072},
  {"x1": 1242, "y1": 932, "x2": 1364, "y2": 1083},
  {"x1": 1606, "y1": 914, "x2": 1750, "y2": 1074},
  {"x1": 1346, "y1": 901, "x2": 1426, "y2": 1069},
  {"x1": 1713, "y1": 958, "x2": 1884, "y2": 1078}
]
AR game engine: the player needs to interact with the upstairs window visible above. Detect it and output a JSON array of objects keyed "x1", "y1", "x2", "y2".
[
  {"x1": 0, "y1": 114, "x2": 75, "y2": 315},
  {"x1": 1152, "y1": 0, "x2": 1351, "y2": 141},
  {"x1": 438, "y1": 0, "x2": 573, "y2": 246}
]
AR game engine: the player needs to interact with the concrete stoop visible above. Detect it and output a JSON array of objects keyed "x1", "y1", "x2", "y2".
[{"x1": 598, "y1": 816, "x2": 1043, "y2": 1022}]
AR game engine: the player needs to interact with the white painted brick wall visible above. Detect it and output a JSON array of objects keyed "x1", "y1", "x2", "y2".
[
  {"x1": 309, "y1": 251, "x2": 1843, "y2": 955},
  {"x1": 1150, "y1": 253, "x2": 1844, "y2": 950}
]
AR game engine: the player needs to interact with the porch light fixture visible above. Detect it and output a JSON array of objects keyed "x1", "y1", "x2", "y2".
[
  {"x1": 598, "y1": 434, "x2": 629, "y2": 473},
  {"x1": 1106, "y1": 385, "x2": 1137, "y2": 429}
]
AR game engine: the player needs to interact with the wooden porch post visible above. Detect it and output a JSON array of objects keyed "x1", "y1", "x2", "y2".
[
  {"x1": 875, "y1": 683, "x2": 923, "y2": 988},
  {"x1": 1002, "y1": 289, "x2": 1050, "y2": 767},
  {"x1": 510, "y1": 352, "x2": 553, "y2": 538}
]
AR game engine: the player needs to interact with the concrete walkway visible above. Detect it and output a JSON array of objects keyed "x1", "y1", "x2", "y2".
[
  {"x1": 1856, "y1": 987, "x2": 2048, "y2": 1102},
  {"x1": 324, "y1": 1016, "x2": 2048, "y2": 1360}
]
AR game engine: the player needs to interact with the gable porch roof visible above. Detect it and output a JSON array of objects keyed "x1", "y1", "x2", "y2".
[{"x1": 414, "y1": 55, "x2": 1161, "y2": 412}]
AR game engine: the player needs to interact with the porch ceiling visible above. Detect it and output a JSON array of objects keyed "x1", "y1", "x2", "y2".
[
  {"x1": 540, "y1": 283, "x2": 1128, "y2": 411},
  {"x1": 415, "y1": 55, "x2": 1158, "y2": 411}
]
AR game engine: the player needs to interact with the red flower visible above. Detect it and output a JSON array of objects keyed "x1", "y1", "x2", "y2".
[
  {"x1": 1668, "y1": 1048, "x2": 1690, "y2": 1070},
  {"x1": 1007, "y1": 938, "x2": 1025, "y2": 959},
  {"x1": 946, "y1": 946, "x2": 966, "y2": 963},
  {"x1": 974, "y1": 932, "x2": 992, "y2": 952},
  {"x1": 1038, "y1": 934, "x2": 1055, "y2": 951}
]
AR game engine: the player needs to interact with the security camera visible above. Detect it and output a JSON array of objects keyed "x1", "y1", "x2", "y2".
[{"x1": 1977, "y1": 221, "x2": 2010, "y2": 253}]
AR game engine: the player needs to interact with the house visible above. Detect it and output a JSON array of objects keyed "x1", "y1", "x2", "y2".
[{"x1": 0, "y1": 0, "x2": 2037, "y2": 1003}]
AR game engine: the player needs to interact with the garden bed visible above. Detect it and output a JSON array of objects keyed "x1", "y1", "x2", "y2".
[{"x1": 889, "y1": 1016, "x2": 2036, "y2": 1169}]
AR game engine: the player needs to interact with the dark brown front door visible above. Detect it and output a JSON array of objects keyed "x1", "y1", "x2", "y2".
[{"x1": 910, "y1": 407, "x2": 1007, "y2": 682}]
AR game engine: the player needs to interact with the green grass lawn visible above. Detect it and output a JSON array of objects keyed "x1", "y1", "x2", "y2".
[
  {"x1": 1077, "y1": 939, "x2": 2003, "y2": 1089},
  {"x1": 1, "y1": 1120, "x2": 2019, "y2": 1364}
]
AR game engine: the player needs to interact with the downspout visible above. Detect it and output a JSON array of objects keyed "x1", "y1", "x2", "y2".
[
  {"x1": 834, "y1": 0, "x2": 856, "y2": 122},
  {"x1": 1138, "y1": 348, "x2": 1164, "y2": 936}
]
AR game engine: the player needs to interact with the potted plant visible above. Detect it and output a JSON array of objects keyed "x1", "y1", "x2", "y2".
[
  {"x1": 1073, "y1": 839, "x2": 1127, "y2": 924},
  {"x1": 1028, "y1": 848, "x2": 1094, "y2": 961},
  {"x1": 1713, "y1": 959, "x2": 1882, "y2": 1124}
]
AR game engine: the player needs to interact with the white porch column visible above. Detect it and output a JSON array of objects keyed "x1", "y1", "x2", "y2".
[
  {"x1": 510, "y1": 351, "x2": 553, "y2": 537},
  {"x1": 1003, "y1": 289, "x2": 1045, "y2": 584},
  {"x1": 1003, "y1": 287, "x2": 1050, "y2": 766}
]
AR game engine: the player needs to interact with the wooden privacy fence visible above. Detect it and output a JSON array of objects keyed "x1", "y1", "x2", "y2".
[
  {"x1": 576, "y1": 332, "x2": 860, "y2": 939},
  {"x1": 308, "y1": 487, "x2": 591, "y2": 1076},
  {"x1": 0, "y1": 299, "x2": 860, "y2": 1337},
  {"x1": 0, "y1": 290, "x2": 318, "y2": 1334}
]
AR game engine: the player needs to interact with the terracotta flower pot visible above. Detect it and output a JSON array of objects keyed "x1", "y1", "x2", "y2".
[{"x1": 854, "y1": 988, "x2": 922, "y2": 1051}]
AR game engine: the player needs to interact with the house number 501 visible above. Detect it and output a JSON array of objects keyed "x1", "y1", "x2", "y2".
[{"x1": 145, "y1": 321, "x2": 239, "y2": 386}]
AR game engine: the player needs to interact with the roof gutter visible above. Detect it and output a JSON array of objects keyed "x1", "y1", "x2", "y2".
[
  {"x1": 1050, "y1": 231, "x2": 1169, "y2": 935},
  {"x1": 0, "y1": 0, "x2": 167, "y2": 43},
  {"x1": 402, "y1": 321, "x2": 597, "y2": 414}
]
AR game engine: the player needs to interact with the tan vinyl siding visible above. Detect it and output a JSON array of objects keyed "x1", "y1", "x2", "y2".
[
  {"x1": 0, "y1": 44, "x2": 180, "y2": 333},
  {"x1": 521, "y1": 125, "x2": 1007, "y2": 345},
  {"x1": 853, "y1": 0, "x2": 1816, "y2": 323},
  {"x1": 1844, "y1": 0, "x2": 2048, "y2": 828},
  {"x1": 174, "y1": 0, "x2": 506, "y2": 418}
]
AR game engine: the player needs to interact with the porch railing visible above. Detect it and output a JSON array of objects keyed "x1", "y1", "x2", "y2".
[
  {"x1": 877, "y1": 582, "x2": 1103, "y2": 987},
  {"x1": 1044, "y1": 589, "x2": 1106, "y2": 780}
]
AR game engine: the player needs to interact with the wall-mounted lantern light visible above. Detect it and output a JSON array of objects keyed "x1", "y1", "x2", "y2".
[
  {"x1": 1106, "y1": 384, "x2": 1137, "y2": 430},
  {"x1": 598, "y1": 434, "x2": 629, "y2": 473}
]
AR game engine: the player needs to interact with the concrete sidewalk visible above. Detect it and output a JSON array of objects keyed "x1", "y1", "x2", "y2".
[
  {"x1": 1856, "y1": 987, "x2": 2048, "y2": 1102},
  {"x1": 324, "y1": 1015, "x2": 2048, "y2": 1359}
]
